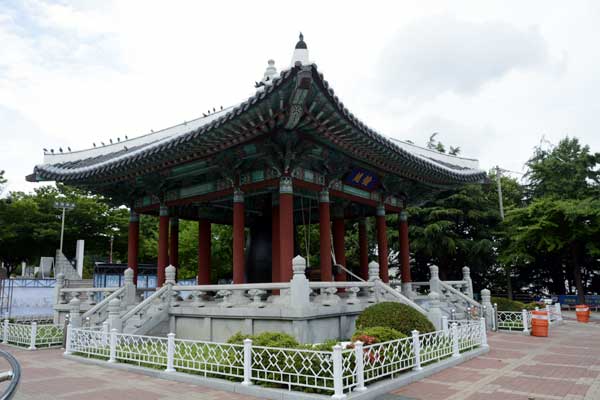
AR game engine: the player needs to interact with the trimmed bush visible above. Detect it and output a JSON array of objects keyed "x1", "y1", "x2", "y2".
[
  {"x1": 227, "y1": 331, "x2": 299, "y2": 348},
  {"x1": 491, "y1": 296, "x2": 526, "y2": 311},
  {"x1": 356, "y1": 302, "x2": 435, "y2": 335},
  {"x1": 351, "y1": 327, "x2": 406, "y2": 344}
]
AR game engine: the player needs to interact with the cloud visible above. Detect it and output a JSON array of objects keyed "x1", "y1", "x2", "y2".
[{"x1": 376, "y1": 15, "x2": 551, "y2": 99}]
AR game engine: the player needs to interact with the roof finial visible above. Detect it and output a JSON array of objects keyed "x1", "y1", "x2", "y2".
[{"x1": 291, "y1": 32, "x2": 309, "y2": 65}]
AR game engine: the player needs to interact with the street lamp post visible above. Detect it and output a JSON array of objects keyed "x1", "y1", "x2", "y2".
[{"x1": 54, "y1": 201, "x2": 75, "y2": 252}]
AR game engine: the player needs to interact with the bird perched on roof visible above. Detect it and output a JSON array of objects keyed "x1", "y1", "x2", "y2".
[
  {"x1": 125, "y1": 135, "x2": 128, "y2": 140},
  {"x1": 59, "y1": 147, "x2": 63, "y2": 153},
  {"x1": 117, "y1": 137, "x2": 120, "y2": 142},
  {"x1": 124, "y1": 145, "x2": 128, "y2": 151},
  {"x1": 93, "y1": 143, "x2": 96, "y2": 147},
  {"x1": 213, "y1": 107, "x2": 216, "y2": 112},
  {"x1": 51, "y1": 149, "x2": 54, "y2": 154},
  {"x1": 109, "y1": 139, "x2": 113, "y2": 144},
  {"x1": 220, "y1": 105, "x2": 223, "y2": 110},
  {"x1": 203, "y1": 113, "x2": 207, "y2": 117},
  {"x1": 67, "y1": 147, "x2": 71, "y2": 152},
  {"x1": 101, "y1": 142, "x2": 105, "y2": 146},
  {"x1": 43, "y1": 148, "x2": 48, "y2": 152}
]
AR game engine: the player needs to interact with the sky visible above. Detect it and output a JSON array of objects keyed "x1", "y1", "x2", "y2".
[{"x1": 1, "y1": 0, "x2": 599, "y2": 194}]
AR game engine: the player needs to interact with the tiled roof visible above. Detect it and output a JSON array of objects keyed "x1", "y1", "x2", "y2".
[{"x1": 30, "y1": 64, "x2": 486, "y2": 186}]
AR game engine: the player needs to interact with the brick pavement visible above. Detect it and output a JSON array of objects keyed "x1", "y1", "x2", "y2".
[
  {"x1": 391, "y1": 318, "x2": 600, "y2": 400},
  {"x1": 1, "y1": 318, "x2": 599, "y2": 399},
  {"x1": 0, "y1": 345, "x2": 259, "y2": 400}
]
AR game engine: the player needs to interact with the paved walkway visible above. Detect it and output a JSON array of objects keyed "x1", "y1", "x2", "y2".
[
  {"x1": 391, "y1": 318, "x2": 600, "y2": 400},
  {"x1": 0, "y1": 317, "x2": 598, "y2": 399}
]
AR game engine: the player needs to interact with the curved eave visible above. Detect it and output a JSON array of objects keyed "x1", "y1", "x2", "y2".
[{"x1": 31, "y1": 64, "x2": 487, "y2": 187}]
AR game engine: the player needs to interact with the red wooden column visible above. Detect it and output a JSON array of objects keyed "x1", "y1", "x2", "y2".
[
  {"x1": 376, "y1": 204, "x2": 389, "y2": 283},
  {"x1": 197, "y1": 219, "x2": 211, "y2": 284},
  {"x1": 279, "y1": 177, "x2": 294, "y2": 282},
  {"x1": 157, "y1": 205, "x2": 169, "y2": 286},
  {"x1": 319, "y1": 190, "x2": 332, "y2": 281},
  {"x1": 332, "y1": 209, "x2": 346, "y2": 283},
  {"x1": 169, "y1": 218, "x2": 179, "y2": 271},
  {"x1": 232, "y1": 189, "x2": 246, "y2": 284},
  {"x1": 127, "y1": 210, "x2": 140, "y2": 284},
  {"x1": 399, "y1": 211, "x2": 412, "y2": 286},
  {"x1": 271, "y1": 198, "x2": 280, "y2": 284},
  {"x1": 358, "y1": 218, "x2": 369, "y2": 280}
]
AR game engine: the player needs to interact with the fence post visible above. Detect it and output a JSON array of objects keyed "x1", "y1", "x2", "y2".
[
  {"x1": 108, "y1": 328, "x2": 117, "y2": 363},
  {"x1": 480, "y1": 318, "x2": 488, "y2": 348},
  {"x1": 353, "y1": 341, "x2": 367, "y2": 392},
  {"x1": 2, "y1": 319, "x2": 8, "y2": 344},
  {"x1": 102, "y1": 321, "x2": 109, "y2": 347},
  {"x1": 332, "y1": 344, "x2": 346, "y2": 399},
  {"x1": 546, "y1": 304, "x2": 552, "y2": 325},
  {"x1": 451, "y1": 323, "x2": 460, "y2": 358},
  {"x1": 63, "y1": 323, "x2": 72, "y2": 355},
  {"x1": 28, "y1": 322, "x2": 37, "y2": 350},
  {"x1": 165, "y1": 333, "x2": 176, "y2": 372},
  {"x1": 242, "y1": 338, "x2": 253, "y2": 386},
  {"x1": 411, "y1": 330, "x2": 422, "y2": 371},
  {"x1": 522, "y1": 309, "x2": 530, "y2": 334}
]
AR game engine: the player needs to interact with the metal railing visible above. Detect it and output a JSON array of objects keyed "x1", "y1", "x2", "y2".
[{"x1": 66, "y1": 319, "x2": 486, "y2": 397}]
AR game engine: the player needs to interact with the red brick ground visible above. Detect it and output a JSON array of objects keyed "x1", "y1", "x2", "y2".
[{"x1": 392, "y1": 316, "x2": 600, "y2": 399}]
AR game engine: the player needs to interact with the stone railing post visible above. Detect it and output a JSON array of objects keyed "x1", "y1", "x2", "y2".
[
  {"x1": 368, "y1": 261, "x2": 382, "y2": 302},
  {"x1": 2, "y1": 319, "x2": 8, "y2": 344},
  {"x1": 107, "y1": 298, "x2": 122, "y2": 332},
  {"x1": 69, "y1": 297, "x2": 82, "y2": 328},
  {"x1": 555, "y1": 303, "x2": 562, "y2": 321},
  {"x1": 64, "y1": 323, "x2": 72, "y2": 355},
  {"x1": 412, "y1": 330, "x2": 422, "y2": 371},
  {"x1": 123, "y1": 268, "x2": 136, "y2": 306},
  {"x1": 332, "y1": 344, "x2": 346, "y2": 399},
  {"x1": 290, "y1": 255, "x2": 310, "y2": 310},
  {"x1": 28, "y1": 322, "x2": 37, "y2": 350},
  {"x1": 480, "y1": 289, "x2": 493, "y2": 328},
  {"x1": 429, "y1": 265, "x2": 440, "y2": 294},
  {"x1": 353, "y1": 341, "x2": 367, "y2": 392},
  {"x1": 108, "y1": 328, "x2": 117, "y2": 363},
  {"x1": 451, "y1": 323, "x2": 460, "y2": 357},
  {"x1": 462, "y1": 267, "x2": 473, "y2": 299},
  {"x1": 427, "y1": 292, "x2": 443, "y2": 330},
  {"x1": 546, "y1": 304, "x2": 552, "y2": 324},
  {"x1": 442, "y1": 316, "x2": 449, "y2": 335},
  {"x1": 165, "y1": 332, "x2": 176, "y2": 372},
  {"x1": 242, "y1": 338, "x2": 253, "y2": 386},
  {"x1": 54, "y1": 273, "x2": 65, "y2": 304},
  {"x1": 165, "y1": 265, "x2": 176, "y2": 286},
  {"x1": 522, "y1": 309, "x2": 530, "y2": 334},
  {"x1": 480, "y1": 317, "x2": 488, "y2": 348}
]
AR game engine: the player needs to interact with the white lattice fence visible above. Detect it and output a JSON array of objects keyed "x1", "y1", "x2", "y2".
[
  {"x1": 251, "y1": 345, "x2": 334, "y2": 391},
  {"x1": 66, "y1": 319, "x2": 488, "y2": 398},
  {"x1": 1, "y1": 320, "x2": 63, "y2": 349},
  {"x1": 496, "y1": 310, "x2": 531, "y2": 332},
  {"x1": 174, "y1": 338, "x2": 244, "y2": 380}
]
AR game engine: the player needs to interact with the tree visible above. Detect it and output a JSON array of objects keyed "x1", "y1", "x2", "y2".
[{"x1": 0, "y1": 170, "x2": 6, "y2": 195}]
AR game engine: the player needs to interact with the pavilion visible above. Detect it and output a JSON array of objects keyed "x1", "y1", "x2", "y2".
[{"x1": 28, "y1": 34, "x2": 486, "y2": 295}]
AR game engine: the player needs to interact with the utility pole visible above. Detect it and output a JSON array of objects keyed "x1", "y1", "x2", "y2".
[
  {"x1": 54, "y1": 201, "x2": 75, "y2": 253},
  {"x1": 495, "y1": 165, "x2": 504, "y2": 221}
]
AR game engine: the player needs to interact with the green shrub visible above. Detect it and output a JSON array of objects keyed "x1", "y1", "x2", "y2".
[
  {"x1": 227, "y1": 331, "x2": 299, "y2": 348},
  {"x1": 491, "y1": 296, "x2": 526, "y2": 311},
  {"x1": 356, "y1": 302, "x2": 435, "y2": 335},
  {"x1": 351, "y1": 327, "x2": 406, "y2": 343}
]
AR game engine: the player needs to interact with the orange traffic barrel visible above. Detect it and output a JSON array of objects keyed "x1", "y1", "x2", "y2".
[
  {"x1": 531, "y1": 310, "x2": 549, "y2": 337},
  {"x1": 576, "y1": 305, "x2": 590, "y2": 323}
]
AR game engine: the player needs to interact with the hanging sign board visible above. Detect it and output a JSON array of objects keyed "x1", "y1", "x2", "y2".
[{"x1": 344, "y1": 168, "x2": 380, "y2": 191}]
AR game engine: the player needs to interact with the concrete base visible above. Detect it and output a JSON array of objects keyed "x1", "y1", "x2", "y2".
[{"x1": 65, "y1": 346, "x2": 488, "y2": 400}]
